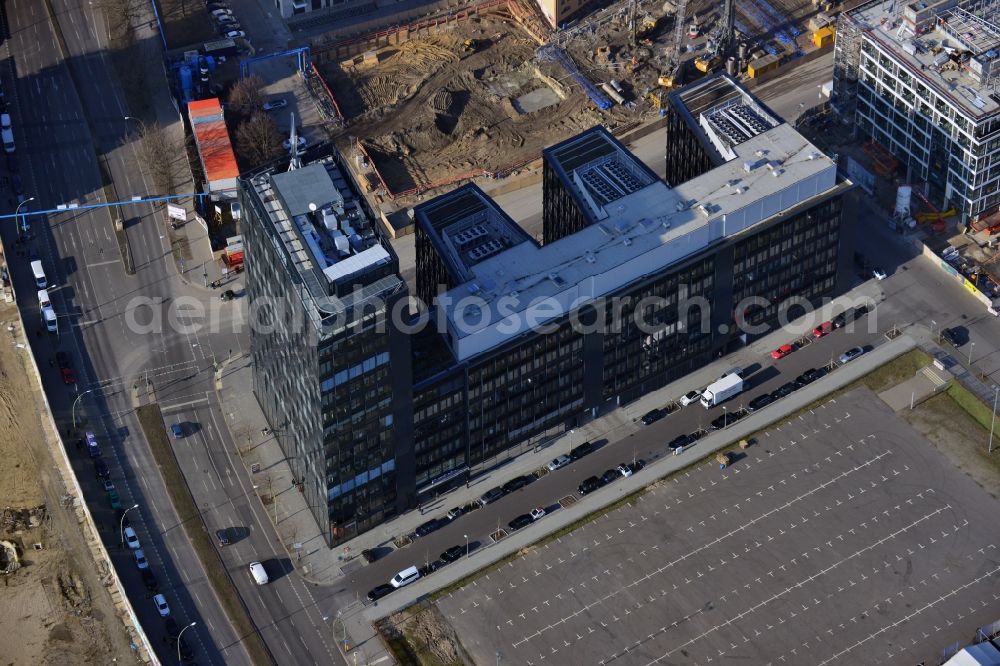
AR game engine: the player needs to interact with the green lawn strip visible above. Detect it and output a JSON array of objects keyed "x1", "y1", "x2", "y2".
[
  {"x1": 945, "y1": 383, "x2": 996, "y2": 431},
  {"x1": 136, "y1": 404, "x2": 274, "y2": 665}
]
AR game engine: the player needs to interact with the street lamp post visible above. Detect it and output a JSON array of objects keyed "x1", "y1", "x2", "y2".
[
  {"x1": 464, "y1": 534, "x2": 468, "y2": 556},
  {"x1": 968, "y1": 341, "x2": 975, "y2": 365},
  {"x1": 16, "y1": 196, "x2": 36, "y2": 237},
  {"x1": 119, "y1": 503, "x2": 139, "y2": 547},
  {"x1": 72, "y1": 388, "x2": 96, "y2": 430},
  {"x1": 930, "y1": 319, "x2": 937, "y2": 341},
  {"x1": 177, "y1": 621, "x2": 196, "y2": 663},
  {"x1": 990, "y1": 387, "x2": 998, "y2": 454}
]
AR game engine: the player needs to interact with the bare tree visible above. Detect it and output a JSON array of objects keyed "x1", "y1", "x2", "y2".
[
  {"x1": 129, "y1": 121, "x2": 177, "y2": 194},
  {"x1": 235, "y1": 113, "x2": 285, "y2": 168},
  {"x1": 227, "y1": 75, "x2": 266, "y2": 116},
  {"x1": 97, "y1": 0, "x2": 145, "y2": 38}
]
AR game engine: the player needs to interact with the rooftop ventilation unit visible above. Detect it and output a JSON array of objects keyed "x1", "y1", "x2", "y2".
[
  {"x1": 467, "y1": 238, "x2": 505, "y2": 261},
  {"x1": 743, "y1": 160, "x2": 757, "y2": 173},
  {"x1": 623, "y1": 236, "x2": 633, "y2": 246},
  {"x1": 584, "y1": 251, "x2": 598, "y2": 264},
  {"x1": 452, "y1": 224, "x2": 488, "y2": 246},
  {"x1": 548, "y1": 272, "x2": 567, "y2": 287},
  {"x1": 467, "y1": 282, "x2": 481, "y2": 294},
  {"x1": 698, "y1": 204, "x2": 712, "y2": 217}
]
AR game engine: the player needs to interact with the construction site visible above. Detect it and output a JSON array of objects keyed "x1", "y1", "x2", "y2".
[{"x1": 311, "y1": 0, "x2": 843, "y2": 201}]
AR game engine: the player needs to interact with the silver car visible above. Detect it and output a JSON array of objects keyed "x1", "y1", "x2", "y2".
[
  {"x1": 547, "y1": 454, "x2": 572, "y2": 471},
  {"x1": 839, "y1": 347, "x2": 865, "y2": 364}
]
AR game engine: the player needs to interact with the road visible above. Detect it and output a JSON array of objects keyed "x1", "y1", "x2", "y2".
[{"x1": 2, "y1": 0, "x2": 343, "y2": 663}]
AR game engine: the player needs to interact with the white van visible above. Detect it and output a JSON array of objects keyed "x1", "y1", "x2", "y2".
[
  {"x1": 0, "y1": 113, "x2": 10, "y2": 131},
  {"x1": 37, "y1": 289, "x2": 50, "y2": 308},
  {"x1": 30, "y1": 260, "x2": 46, "y2": 288},
  {"x1": 390, "y1": 565, "x2": 421, "y2": 588},
  {"x1": 1, "y1": 127, "x2": 14, "y2": 153},
  {"x1": 249, "y1": 561, "x2": 268, "y2": 585},
  {"x1": 42, "y1": 306, "x2": 57, "y2": 333}
]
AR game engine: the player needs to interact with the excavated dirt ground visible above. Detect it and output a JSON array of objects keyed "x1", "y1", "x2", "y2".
[
  {"x1": 0, "y1": 302, "x2": 132, "y2": 666},
  {"x1": 321, "y1": 15, "x2": 631, "y2": 193}
]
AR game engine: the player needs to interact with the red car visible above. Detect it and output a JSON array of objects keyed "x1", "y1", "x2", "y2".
[
  {"x1": 60, "y1": 367, "x2": 75, "y2": 385},
  {"x1": 770, "y1": 344, "x2": 794, "y2": 360},
  {"x1": 812, "y1": 322, "x2": 833, "y2": 338}
]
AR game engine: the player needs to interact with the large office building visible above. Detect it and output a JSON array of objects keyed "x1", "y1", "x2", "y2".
[
  {"x1": 245, "y1": 75, "x2": 855, "y2": 546},
  {"x1": 242, "y1": 158, "x2": 414, "y2": 546},
  {"x1": 833, "y1": 0, "x2": 1000, "y2": 223}
]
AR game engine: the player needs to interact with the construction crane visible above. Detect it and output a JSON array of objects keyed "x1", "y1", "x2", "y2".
[
  {"x1": 658, "y1": 0, "x2": 689, "y2": 87},
  {"x1": 694, "y1": 0, "x2": 736, "y2": 74}
]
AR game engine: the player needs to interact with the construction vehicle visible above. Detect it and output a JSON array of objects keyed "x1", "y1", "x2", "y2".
[
  {"x1": 658, "y1": 60, "x2": 686, "y2": 87},
  {"x1": 462, "y1": 39, "x2": 479, "y2": 53},
  {"x1": 659, "y1": 0, "x2": 690, "y2": 88},
  {"x1": 694, "y1": 0, "x2": 735, "y2": 76},
  {"x1": 915, "y1": 208, "x2": 957, "y2": 223},
  {"x1": 716, "y1": 452, "x2": 732, "y2": 469},
  {"x1": 694, "y1": 54, "x2": 721, "y2": 72},
  {"x1": 637, "y1": 14, "x2": 658, "y2": 39}
]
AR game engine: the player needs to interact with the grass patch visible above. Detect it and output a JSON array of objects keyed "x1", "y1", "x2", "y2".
[
  {"x1": 858, "y1": 348, "x2": 931, "y2": 393},
  {"x1": 945, "y1": 383, "x2": 995, "y2": 431},
  {"x1": 136, "y1": 404, "x2": 273, "y2": 666}
]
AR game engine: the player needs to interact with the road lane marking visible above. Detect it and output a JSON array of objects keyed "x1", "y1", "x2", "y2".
[
  {"x1": 160, "y1": 397, "x2": 210, "y2": 412},
  {"x1": 85, "y1": 259, "x2": 119, "y2": 268}
]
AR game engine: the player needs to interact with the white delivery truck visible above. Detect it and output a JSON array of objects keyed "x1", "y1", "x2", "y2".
[
  {"x1": 42, "y1": 306, "x2": 57, "y2": 333},
  {"x1": 701, "y1": 372, "x2": 743, "y2": 408},
  {"x1": 30, "y1": 260, "x2": 47, "y2": 288},
  {"x1": 37, "y1": 289, "x2": 50, "y2": 308}
]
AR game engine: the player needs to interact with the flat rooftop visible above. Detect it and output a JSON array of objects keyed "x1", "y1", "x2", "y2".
[
  {"x1": 849, "y1": 0, "x2": 1000, "y2": 118},
  {"x1": 441, "y1": 122, "x2": 839, "y2": 362},
  {"x1": 543, "y1": 126, "x2": 661, "y2": 225},
  {"x1": 247, "y1": 160, "x2": 402, "y2": 316},
  {"x1": 413, "y1": 184, "x2": 534, "y2": 287}
]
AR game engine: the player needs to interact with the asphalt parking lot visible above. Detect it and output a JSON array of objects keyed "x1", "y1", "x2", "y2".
[{"x1": 434, "y1": 390, "x2": 1000, "y2": 665}]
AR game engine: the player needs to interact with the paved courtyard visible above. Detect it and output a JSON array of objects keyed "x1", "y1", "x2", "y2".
[{"x1": 435, "y1": 389, "x2": 1000, "y2": 665}]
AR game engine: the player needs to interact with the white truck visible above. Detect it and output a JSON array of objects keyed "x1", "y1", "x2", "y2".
[
  {"x1": 42, "y1": 306, "x2": 57, "y2": 333},
  {"x1": 701, "y1": 372, "x2": 743, "y2": 408},
  {"x1": 30, "y1": 260, "x2": 46, "y2": 288}
]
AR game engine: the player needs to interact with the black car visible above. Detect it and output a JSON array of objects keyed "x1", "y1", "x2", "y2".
[
  {"x1": 93, "y1": 458, "x2": 110, "y2": 480},
  {"x1": 165, "y1": 617, "x2": 180, "y2": 639},
  {"x1": 832, "y1": 312, "x2": 847, "y2": 329},
  {"x1": 771, "y1": 381, "x2": 800, "y2": 400},
  {"x1": 215, "y1": 528, "x2": 232, "y2": 546},
  {"x1": 667, "y1": 433, "x2": 692, "y2": 451},
  {"x1": 176, "y1": 636, "x2": 194, "y2": 661},
  {"x1": 440, "y1": 545, "x2": 466, "y2": 562},
  {"x1": 367, "y1": 584, "x2": 394, "y2": 602},
  {"x1": 56, "y1": 351, "x2": 71, "y2": 368},
  {"x1": 942, "y1": 327, "x2": 964, "y2": 347},
  {"x1": 747, "y1": 393, "x2": 774, "y2": 412},
  {"x1": 141, "y1": 569, "x2": 158, "y2": 592},
  {"x1": 853, "y1": 304, "x2": 871, "y2": 319},
  {"x1": 6, "y1": 154, "x2": 17, "y2": 173},
  {"x1": 11, "y1": 174, "x2": 23, "y2": 196},
  {"x1": 711, "y1": 411, "x2": 742, "y2": 430},
  {"x1": 569, "y1": 441, "x2": 594, "y2": 460},
  {"x1": 502, "y1": 475, "x2": 534, "y2": 493},
  {"x1": 578, "y1": 476, "x2": 602, "y2": 494},
  {"x1": 508, "y1": 514, "x2": 533, "y2": 531},
  {"x1": 220, "y1": 289, "x2": 236, "y2": 301},
  {"x1": 414, "y1": 518, "x2": 447, "y2": 537},
  {"x1": 640, "y1": 408, "x2": 665, "y2": 425},
  {"x1": 600, "y1": 468, "x2": 620, "y2": 485},
  {"x1": 795, "y1": 367, "x2": 826, "y2": 386},
  {"x1": 478, "y1": 487, "x2": 506, "y2": 506}
]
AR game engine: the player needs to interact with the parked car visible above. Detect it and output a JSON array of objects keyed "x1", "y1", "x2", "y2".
[
  {"x1": 530, "y1": 506, "x2": 546, "y2": 520},
  {"x1": 640, "y1": 408, "x2": 665, "y2": 425},
  {"x1": 942, "y1": 327, "x2": 964, "y2": 347},
  {"x1": 502, "y1": 475, "x2": 533, "y2": 493},
  {"x1": 616, "y1": 463, "x2": 633, "y2": 478},
  {"x1": 153, "y1": 593, "x2": 170, "y2": 617},
  {"x1": 679, "y1": 390, "x2": 702, "y2": 407},
  {"x1": 263, "y1": 98, "x2": 288, "y2": 111},
  {"x1": 209, "y1": 8, "x2": 233, "y2": 18},
  {"x1": 547, "y1": 454, "x2": 572, "y2": 471},
  {"x1": 569, "y1": 441, "x2": 594, "y2": 460},
  {"x1": 578, "y1": 476, "x2": 602, "y2": 495},
  {"x1": 747, "y1": 393, "x2": 774, "y2": 412},
  {"x1": 440, "y1": 545, "x2": 465, "y2": 563},
  {"x1": 668, "y1": 433, "x2": 692, "y2": 451},
  {"x1": 141, "y1": 569, "x2": 158, "y2": 592},
  {"x1": 771, "y1": 381, "x2": 800, "y2": 400},
  {"x1": 56, "y1": 351, "x2": 71, "y2": 368},
  {"x1": 108, "y1": 489, "x2": 122, "y2": 510},
  {"x1": 839, "y1": 347, "x2": 865, "y2": 364},
  {"x1": 600, "y1": 468, "x2": 621, "y2": 485},
  {"x1": 61, "y1": 367, "x2": 75, "y2": 384},
  {"x1": 170, "y1": 423, "x2": 184, "y2": 439},
  {"x1": 507, "y1": 514, "x2": 533, "y2": 531},
  {"x1": 770, "y1": 344, "x2": 794, "y2": 360},
  {"x1": 367, "y1": 584, "x2": 394, "y2": 601},
  {"x1": 872, "y1": 267, "x2": 887, "y2": 280},
  {"x1": 102, "y1": 479, "x2": 115, "y2": 493},
  {"x1": 478, "y1": 487, "x2": 506, "y2": 506},
  {"x1": 164, "y1": 618, "x2": 180, "y2": 638},
  {"x1": 812, "y1": 321, "x2": 833, "y2": 338},
  {"x1": 93, "y1": 458, "x2": 109, "y2": 480},
  {"x1": 133, "y1": 549, "x2": 149, "y2": 569},
  {"x1": 711, "y1": 411, "x2": 743, "y2": 430},
  {"x1": 795, "y1": 367, "x2": 826, "y2": 385},
  {"x1": 215, "y1": 528, "x2": 233, "y2": 546},
  {"x1": 832, "y1": 312, "x2": 848, "y2": 329},
  {"x1": 220, "y1": 289, "x2": 236, "y2": 301},
  {"x1": 446, "y1": 506, "x2": 467, "y2": 520},
  {"x1": 390, "y1": 566, "x2": 420, "y2": 588},
  {"x1": 414, "y1": 518, "x2": 447, "y2": 537},
  {"x1": 123, "y1": 526, "x2": 140, "y2": 549}
]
